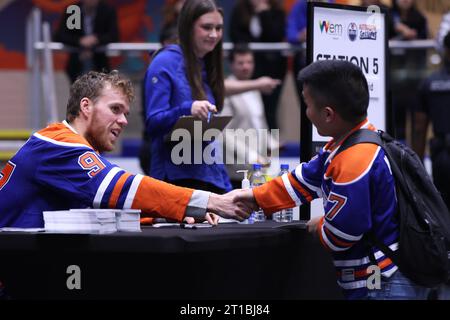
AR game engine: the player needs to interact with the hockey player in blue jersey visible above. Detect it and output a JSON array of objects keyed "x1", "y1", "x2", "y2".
[
  {"x1": 234, "y1": 60, "x2": 434, "y2": 299},
  {"x1": 0, "y1": 71, "x2": 254, "y2": 228}
]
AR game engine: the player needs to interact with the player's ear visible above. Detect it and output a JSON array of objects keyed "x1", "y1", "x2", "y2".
[
  {"x1": 323, "y1": 106, "x2": 336, "y2": 123},
  {"x1": 79, "y1": 97, "x2": 92, "y2": 117}
]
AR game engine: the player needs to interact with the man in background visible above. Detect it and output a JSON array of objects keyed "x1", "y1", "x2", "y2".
[
  {"x1": 220, "y1": 46, "x2": 280, "y2": 189},
  {"x1": 54, "y1": 0, "x2": 119, "y2": 83}
]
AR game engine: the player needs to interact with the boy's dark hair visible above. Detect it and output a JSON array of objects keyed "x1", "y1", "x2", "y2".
[
  {"x1": 228, "y1": 44, "x2": 253, "y2": 63},
  {"x1": 66, "y1": 70, "x2": 134, "y2": 122},
  {"x1": 298, "y1": 60, "x2": 369, "y2": 123}
]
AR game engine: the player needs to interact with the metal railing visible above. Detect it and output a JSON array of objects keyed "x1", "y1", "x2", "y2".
[{"x1": 26, "y1": 7, "x2": 42, "y2": 130}]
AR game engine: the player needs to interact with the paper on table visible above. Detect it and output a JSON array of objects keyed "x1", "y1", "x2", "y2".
[
  {"x1": 152, "y1": 223, "x2": 182, "y2": 228},
  {"x1": 217, "y1": 217, "x2": 239, "y2": 224},
  {"x1": 0, "y1": 227, "x2": 45, "y2": 232}
]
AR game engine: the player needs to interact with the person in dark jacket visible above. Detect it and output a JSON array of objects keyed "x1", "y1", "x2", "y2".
[
  {"x1": 413, "y1": 32, "x2": 450, "y2": 211},
  {"x1": 413, "y1": 32, "x2": 450, "y2": 300},
  {"x1": 54, "y1": 0, "x2": 119, "y2": 83},
  {"x1": 389, "y1": 0, "x2": 428, "y2": 141},
  {"x1": 229, "y1": 0, "x2": 286, "y2": 130}
]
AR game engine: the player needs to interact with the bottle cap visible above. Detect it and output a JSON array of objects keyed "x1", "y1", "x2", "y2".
[
  {"x1": 280, "y1": 164, "x2": 289, "y2": 170},
  {"x1": 253, "y1": 164, "x2": 262, "y2": 170}
]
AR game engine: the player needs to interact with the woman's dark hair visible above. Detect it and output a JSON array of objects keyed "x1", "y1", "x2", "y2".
[
  {"x1": 298, "y1": 60, "x2": 369, "y2": 123},
  {"x1": 178, "y1": 0, "x2": 224, "y2": 111}
]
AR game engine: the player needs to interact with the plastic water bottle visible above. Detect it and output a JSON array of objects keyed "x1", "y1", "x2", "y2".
[
  {"x1": 236, "y1": 170, "x2": 251, "y2": 224},
  {"x1": 273, "y1": 164, "x2": 294, "y2": 222},
  {"x1": 250, "y1": 164, "x2": 266, "y2": 222}
]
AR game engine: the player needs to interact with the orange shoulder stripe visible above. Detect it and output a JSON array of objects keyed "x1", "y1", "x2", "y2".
[
  {"x1": 253, "y1": 177, "x2": 295, "y2": 214},
  {"x1": 287, "y1": 174, "x2": 314, "y2": 202},
  {"x1": 37, "y1": 123, "x2": 93, "y2": 148},
  {"x1": 325, "y1": 143, "x2": 379, "y2": 184}
]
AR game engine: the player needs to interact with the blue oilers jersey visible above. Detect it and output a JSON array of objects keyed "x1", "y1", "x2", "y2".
[
  {"x1": 254, "y1": 120, "x2": 399, "y2": 299},
  {"x1": 0, "y1": 122, "x2": 194, "y2": 228}
]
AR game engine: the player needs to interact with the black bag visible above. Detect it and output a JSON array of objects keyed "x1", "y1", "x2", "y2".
[{"x1": 338, "y1": 129, "x2": 450, "y2": 287}]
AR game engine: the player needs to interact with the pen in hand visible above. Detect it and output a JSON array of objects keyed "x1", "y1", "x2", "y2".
[
  {"x1": 191, "y1": 101, "x2": 217, "y2": 121},
  {"x1": 207, "y1": 111, "x2": 212, "y2": 123}
]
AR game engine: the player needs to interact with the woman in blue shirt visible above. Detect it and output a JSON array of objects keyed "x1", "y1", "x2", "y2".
[{"x1": 144, "y1": 0, "x2": 231, "y2": 194}]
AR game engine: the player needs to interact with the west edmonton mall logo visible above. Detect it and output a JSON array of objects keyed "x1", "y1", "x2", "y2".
[
  {"x1": 348, "y1": 22, "x2": 358, "y2": 41},
  {"x1": 319, "y1": 20, "x2": 343, "y2": 38}
]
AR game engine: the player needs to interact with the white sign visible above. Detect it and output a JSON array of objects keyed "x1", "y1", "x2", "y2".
[
  {"x1": 311, "y1": 5, "x2": 386, "y2": 141},
  {"x1": 307, "y1": 4, "x2": 387, "y2": 219}
]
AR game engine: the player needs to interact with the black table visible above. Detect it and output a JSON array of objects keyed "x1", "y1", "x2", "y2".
[{"x1": 0, "y1": 221, "x2": 343, "y2": 300}]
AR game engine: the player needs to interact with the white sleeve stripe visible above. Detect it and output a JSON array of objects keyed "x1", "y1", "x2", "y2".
[
  {"x1": 360, "y1": 120, "x2": 370, "y2": 129},
  {"x1": 334, "y1": 256, "x2": 371, "y2": 267},
  {"x1": 325, "y1": 148, "x2": 338, "y2": 165},
  {"x1": 324, "y1": 220, "x2": 363, "y2": 241},
  {"x1": 334, "y1": 242, "x2": 399, "y2": 267},
  {"x1": 93, "y1": 167, "x2": 124, "y2": 208},
  {"x1": 374, "y1": 242, "x2": 399, "y2": 257},
  {"x1": 34, "y1": 133, "x2": 92, "y2": 149},
  {"x1": 294, "y1": 164, "x2": 322, "y2": 196},
  {"x1": 382, "y1": 265, "x2": 398, "y2": 277},
  {"x1": 281, "y1": 173, "x2": 302, "y2": 206},
  {"x1": 123, "y1": 174, "x2": 144, "y2": 209},
  {"x1": 384, "y1": 155, "x2": 393, "y2": 175},
  {"x1": 321, "y1": 227, "x2": 347, "y2": 251}
]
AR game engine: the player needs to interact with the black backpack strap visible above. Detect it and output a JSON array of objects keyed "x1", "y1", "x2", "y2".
[
  {"x1": 365, "y1": 231, "x2": 401, "y2": 267},
  {"x1": 336, "y1": 129, "x2": 401, "y2": 267},
  {"x1": 336, "y1": 129, "x2": 383, "y2": 156}
]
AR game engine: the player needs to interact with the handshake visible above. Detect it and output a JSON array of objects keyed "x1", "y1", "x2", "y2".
[{"x1": 205, "y1": 189, "x2": 259, "y2": 223}]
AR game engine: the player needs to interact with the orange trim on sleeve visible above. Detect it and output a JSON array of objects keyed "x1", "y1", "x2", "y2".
[
  {"x1": 140, "y1": 217, "x2": 155, "y2": 225},
  {"x1": 336, "y1": 256, "x2": 394, "y2": 279},
  {"x1": 287, "y1": 174, "x2": 313, "y2": 202},
  {"x1": 131, "y1": 176, "x2": 194, "y2": 222},
  {"x1": 253, "y1": 177, "x2": 296, "y2": 215},
  {"x1": 345, "y1": 256, "x2": 393, "y2": 278},
  {"x1": 324, "y1": 226, "x2": 353, "y2": 248},
  {"x1": 377, "y1": 257, "x2": 393, "y2": 269},
  {"x1": 108, "y1": 173, "x2": 132, "y2": 208},
  {"x1": 317, "y1": 216, "x2": 332, "y2": 252}
]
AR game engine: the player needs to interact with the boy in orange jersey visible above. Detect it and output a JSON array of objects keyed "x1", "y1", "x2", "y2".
[{"x1": 234, "y1": 60, "x2": 434, "y2": 300}]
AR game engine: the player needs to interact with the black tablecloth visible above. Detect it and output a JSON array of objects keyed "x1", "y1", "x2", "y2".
[{"x1": 0, "y1": 221, "x2": 343, "y2": 300}]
